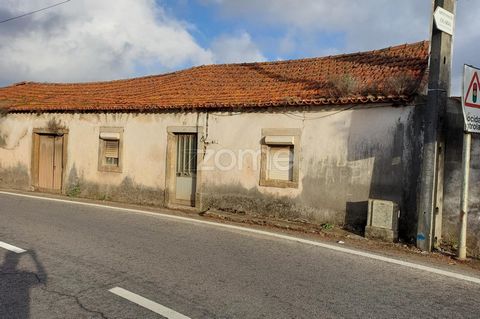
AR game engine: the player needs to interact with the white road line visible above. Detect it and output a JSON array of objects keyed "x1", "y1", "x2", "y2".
[
  {"x1": 109, "y1": 287, "x2": 190, "y2": 319},
  {"x1": 1, "y1": 190, "x2": 480, "y2": 285},
  {"x1": 0, "y1": 241, "x2": 26, "y2": 253}
]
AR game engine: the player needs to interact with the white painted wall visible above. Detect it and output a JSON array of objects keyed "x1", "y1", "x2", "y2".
[{"x1": 0, "y1": 104, "x2": 416, "y2": 223}]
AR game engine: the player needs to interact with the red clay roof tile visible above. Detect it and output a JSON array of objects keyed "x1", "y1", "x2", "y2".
[{"x1": 0, "y1": 41, "x2": 429, "y2": 112}]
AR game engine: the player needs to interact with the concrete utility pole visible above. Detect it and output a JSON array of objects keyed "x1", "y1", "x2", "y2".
[{"x1": 417, "y1": 0, "x2": 456, "y2": 252}]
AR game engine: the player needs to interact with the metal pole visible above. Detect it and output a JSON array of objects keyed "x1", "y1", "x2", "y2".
[{"x1": 458, "y1": 132, "x2": 471, "y2": 260}]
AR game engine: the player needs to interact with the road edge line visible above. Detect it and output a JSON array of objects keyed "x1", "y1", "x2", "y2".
[{"x1": 1, "y1": 190, "x2": 480, "y2": 285}]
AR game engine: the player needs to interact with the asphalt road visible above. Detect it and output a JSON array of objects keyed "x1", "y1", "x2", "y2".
[{"x1": 0, "y1": 192, "x2": 479, "y2": 319}]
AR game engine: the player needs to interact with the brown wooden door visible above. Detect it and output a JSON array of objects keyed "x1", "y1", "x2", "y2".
[
  {"x1": 53, "y1": 136, "x2": 63, "y2": 189},
  {"x1": 38, "y1": 135, "x2": 63, "y2": 190}
]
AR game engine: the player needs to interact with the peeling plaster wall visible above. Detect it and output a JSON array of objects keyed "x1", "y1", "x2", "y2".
[
  {"x1": 0, "y1": 115, "x2": 31, "y2": 189},
  {"x1": 0, "y1": 112, "x2": 176, "y2": 205},
  {"x1": 0, "y1": 105, "x2": 421, "y2": 240},
  {"x1": 200, "y1": 105, "x2": 421, "y2": 240},
  {"x1": 443, "y1": 99, "x2": 480, "y2": 257}
]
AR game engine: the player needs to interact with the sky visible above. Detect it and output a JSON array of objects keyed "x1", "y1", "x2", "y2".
[{"x1": 0, "y1": 0, "x2": 477, "y2": 95}]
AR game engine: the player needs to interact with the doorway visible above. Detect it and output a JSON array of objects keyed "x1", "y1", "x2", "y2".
[
  {"x1": 174, "y1": 133, "x2": 197, "y2": 206},
  {"x1": 32, "y1": 130, "x2": 67, "y2": 193},
  {"x1": 165, "y1": 127, "x2": 202, "y2": 208}
]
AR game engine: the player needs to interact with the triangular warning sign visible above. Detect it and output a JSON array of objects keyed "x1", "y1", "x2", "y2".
[{"x1": 465, "y1": 71, "x2": 480, "y2": 108}]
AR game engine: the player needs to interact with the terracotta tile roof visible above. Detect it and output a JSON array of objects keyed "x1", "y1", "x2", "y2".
[{"x1": 0, "y1": 41, "x2": 429, "y2": 113}]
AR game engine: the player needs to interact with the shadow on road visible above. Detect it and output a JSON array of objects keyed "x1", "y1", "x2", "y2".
[{"x1": 0, "y1": 250, "x2": 47, "y2": 318}]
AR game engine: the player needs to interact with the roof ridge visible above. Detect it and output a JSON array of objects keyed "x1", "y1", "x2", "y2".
[
  {"x1": 5, "y1": 68, "x2": 195, "y2": 88},
  {"x1": 0, "y1": 40, "x2": 430, "y2": 112},
  {"x1": 195, "y1": 40, "x2": 430, "y2": 68},
  {"x1": 2, "y1": 40, "x2": 429, "y2": 88}
]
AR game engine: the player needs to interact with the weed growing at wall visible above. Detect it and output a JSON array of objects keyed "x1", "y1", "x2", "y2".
[
  {"x1": 321, "y1": 223, "x2": 334, "y2": 231},
  {"x1": 66, "y1": 183, "x2": 81, "y2": 197}
]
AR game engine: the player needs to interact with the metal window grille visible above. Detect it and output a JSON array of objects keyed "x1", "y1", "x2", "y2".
[{"x1": 176, "y1": 134, "x2": 197, "y2": 176}]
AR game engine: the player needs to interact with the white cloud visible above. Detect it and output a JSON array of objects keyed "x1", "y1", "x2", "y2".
[
  {"x1": 450, "y1": 1, "x2": 480, "y2": 95},
  {"x1": 205, "y1": 0, "x2": 431, "y2": 50},
  {"x1": 0, "y1": 0, "x2": 213, "y2": 85},
  {"x1": 204, "y1": 0, "x2": 479, "y2": 96},
  {"x1": 1, "y1": 0, "x2": 477, "y2": 97},
  {"x1": 210, "y1": 32, "x2": 265, "y2": 63}
]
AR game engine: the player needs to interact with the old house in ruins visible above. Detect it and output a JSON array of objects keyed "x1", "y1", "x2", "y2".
[{"x1": 0, "y1": 41, "x2": 478, "y2": 254}]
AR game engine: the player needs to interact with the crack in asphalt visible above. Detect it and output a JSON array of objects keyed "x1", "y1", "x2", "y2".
[
  {"x1": 2, "y1": 271, "x2": 110, "y2": 318},
  {"x1": 33, "y1": 274, "x2": 110, "y2": 319},
  {"x1": 1, "y1": 256, "x2": 133, "y2": 318}
]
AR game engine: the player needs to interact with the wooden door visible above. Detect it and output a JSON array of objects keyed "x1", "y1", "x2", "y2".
[
  {"x1": 38, "y1": 135, "x2": 63, "y2": 190},
  {"x1": 53, "y1": 136, "x2": 63, "y2": 190}
]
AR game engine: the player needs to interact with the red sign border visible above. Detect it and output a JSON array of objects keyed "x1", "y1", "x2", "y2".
[{"x1": 465, "y1": 71, "x2": 480, "y2": 108}]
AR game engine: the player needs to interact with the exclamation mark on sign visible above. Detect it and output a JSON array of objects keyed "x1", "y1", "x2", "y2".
[{"x1": 474, "y1": 83, "x2": 478, "y2": 103}]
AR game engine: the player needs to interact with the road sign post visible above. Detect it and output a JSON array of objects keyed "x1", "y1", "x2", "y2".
[
  {"x1": 458, "y1": 132, "x2": 471, "y2": 260},
  {"x1": 458, "y1": 64, "x2": 480, "y2": 260}
]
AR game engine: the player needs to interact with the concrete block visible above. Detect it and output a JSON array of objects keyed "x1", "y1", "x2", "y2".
[
  {"x1": 365, "y1": 226, "x2": 397, "y2": 242},
  {"x1": 365, "y1": 199, "x2": 399, "y2": 242}
]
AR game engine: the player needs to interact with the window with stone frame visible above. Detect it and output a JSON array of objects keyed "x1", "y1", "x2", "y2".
[
  {"x1": 98, "y1": 128, "x2": 123, "y2": 173},
  {"x1": 260, "y1": 129, "x2": 301, "y2": 188}
]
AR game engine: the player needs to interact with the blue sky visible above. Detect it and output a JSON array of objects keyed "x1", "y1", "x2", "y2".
[
  {"x1": 160, "y1": 0, "x2": 346, "y2": 61},
  {"x1": 0, "y1": 0, "x2": 478, "y2": 95},
  {"x1": 161, "y1": 0, "x2": 225, "y2": 49}
]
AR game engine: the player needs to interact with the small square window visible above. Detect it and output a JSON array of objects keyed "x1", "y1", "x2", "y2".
[
  {"x1": 98, "y1": 128, "x2": 123, "y2": 173},
  {"x1": 267, "y1": 145, "x2": 294, "y2": 181},
  {"x1": 260, "y1": 128, "x2": 300, "y2": 188}
]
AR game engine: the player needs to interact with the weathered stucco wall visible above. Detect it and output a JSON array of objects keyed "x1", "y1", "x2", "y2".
[
  {"x1": 0, "y1": 104, "x2": 421, "y2": 240},
  {"x1": 0, "y1": 114, "x2": 30, "y2": 189},
  {"x1": 443, "y1": 100, "x2": 480, "y2": 257},
  {"x1": 200, "y1": 105, "x2": 422, "y2": 241}
]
